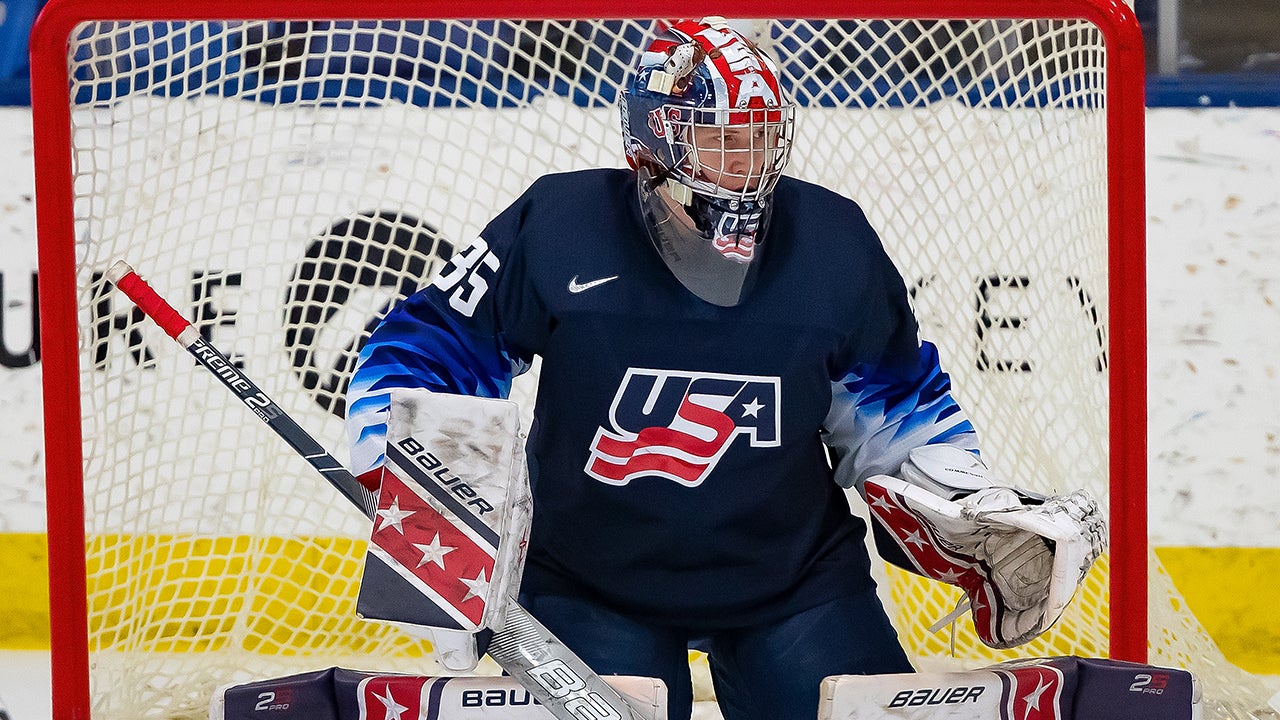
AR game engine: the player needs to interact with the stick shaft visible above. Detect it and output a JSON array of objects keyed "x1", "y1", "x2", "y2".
[
  {"x1": 107, "y1": 260, "x2": 378, "y2": 518},
  {"x1": 106, "y1": 260, "x2": 644, "y2": 720}
]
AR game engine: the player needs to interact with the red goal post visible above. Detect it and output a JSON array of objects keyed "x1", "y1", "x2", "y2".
[{"x1": 31, "y1": 1, "x2": 1147, "y2": 719}]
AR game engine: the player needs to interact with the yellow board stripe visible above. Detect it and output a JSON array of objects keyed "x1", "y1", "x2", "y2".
[
  {"x1": 3, "y1": 533, "x2": 1278, "y2": 675},
  {"x1": 0, "y1": 533, "x2": 50, "y2": 649},
  {"x1": 1154, "y1": 546, "x2": 1280, "y2": 676},
  {"x1": 84, "y1": 534, "x2": 430, "y2": 657}
]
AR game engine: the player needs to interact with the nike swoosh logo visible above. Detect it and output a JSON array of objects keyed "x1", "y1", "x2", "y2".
[{"x1": 568, "y1": 275, "x2": 619, "y2": 293}]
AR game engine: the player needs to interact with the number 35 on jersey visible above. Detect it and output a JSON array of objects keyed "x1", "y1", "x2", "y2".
[{"x1": 432, "y1": 238, "x2": 501, "y2": 317}]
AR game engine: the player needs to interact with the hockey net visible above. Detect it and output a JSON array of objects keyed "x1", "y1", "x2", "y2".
[{"x1": 29, "y1": 2, "x2": 1273, "y2": 719}]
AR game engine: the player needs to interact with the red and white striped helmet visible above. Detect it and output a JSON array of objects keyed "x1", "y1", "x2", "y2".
[{"x1": 621, "y1": 18, "x2": 796, "y2": 204}]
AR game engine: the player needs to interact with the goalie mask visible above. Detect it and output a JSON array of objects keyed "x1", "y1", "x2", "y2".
[{"x1": 621, "y1": 18, "x2": 796, "y2": 306}]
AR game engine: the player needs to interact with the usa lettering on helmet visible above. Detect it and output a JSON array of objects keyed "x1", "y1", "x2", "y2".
[
  {"x1": 690, "y1": 27, "x2": 779, "y2": 108},
  {"x1": 733, "y1": 73, "x2": 775, "y2": 107},
  {"x1": 620, "y1": 18, "x2": 794, "y2": 203}
]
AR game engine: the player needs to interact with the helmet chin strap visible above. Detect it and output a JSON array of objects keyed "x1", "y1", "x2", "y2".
[
  {"x1": 637, "y1": 159, "x2": 695, "y2": 206},
  {"x1": 656, "y1": 178, "x2": 767, "y2": 259},
  {"x1": 666, "y1": 178, "x2": 694, "y2": 206}
]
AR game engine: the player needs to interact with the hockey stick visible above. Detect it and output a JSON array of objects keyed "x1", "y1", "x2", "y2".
[{"x1": 106, "y1": 260, "x2": 647, "y2": 720}]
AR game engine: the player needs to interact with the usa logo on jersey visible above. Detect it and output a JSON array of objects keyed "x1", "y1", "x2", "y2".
[{"x1": 585, "y1": 369, "x2": 781, "y2": 487}]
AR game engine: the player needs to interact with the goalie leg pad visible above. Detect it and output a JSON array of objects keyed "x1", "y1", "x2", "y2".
[
  {"x1": 212, "y1": 668, "x2": 668, "y2": 720},
  {"x1": 818, "y1": 656, "x2": 1199, "y2": 720}
]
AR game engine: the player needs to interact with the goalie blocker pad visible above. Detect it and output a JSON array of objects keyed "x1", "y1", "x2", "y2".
[
  {"x1": 818, "y1": 656, "x2": 1200, "y2": 720},
  {"x1": 356, "y1": 390, "x2": 532, "y2": 636},
  {"x1": 211, "y1": 668, "x2": 667, "y2": 720}
]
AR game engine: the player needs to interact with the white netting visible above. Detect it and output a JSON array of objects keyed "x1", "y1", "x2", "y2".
[{"x1": 38, "y1": 14, "x2": 1278, "y2": 720}]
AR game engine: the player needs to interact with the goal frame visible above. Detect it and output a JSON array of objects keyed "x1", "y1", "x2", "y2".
[{"x1": 30, "y1": 1, "x2": 1146, "y2": 718}]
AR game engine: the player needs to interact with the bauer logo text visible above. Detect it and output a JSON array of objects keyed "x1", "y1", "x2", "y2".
[
  {"x1": 395, "y1": 437, "x2": 494, "y2": 514},
  {"x1": 888, "y1": 686, "x2": 985, "y2": 707}
]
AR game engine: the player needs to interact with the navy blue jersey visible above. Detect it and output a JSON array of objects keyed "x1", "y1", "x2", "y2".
[{"x1": 348, "y1": 168, "x2": 977, "y2": 629}]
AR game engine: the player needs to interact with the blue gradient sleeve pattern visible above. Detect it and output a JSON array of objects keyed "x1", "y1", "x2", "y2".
[
  {"x1": 822, "y1": 340, "x2": 979, "y2": 490},
  {"x1": 346, "y1": 275, "x2": 524, "y2": 477}
]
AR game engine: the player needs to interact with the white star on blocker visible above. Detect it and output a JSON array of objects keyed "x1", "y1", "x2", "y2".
[
  {"x1": 376, "y1": 496, "x2": 415, "y2": 534},
  {"x1": 413, "y1": 533, "x2": 456, "y2": 570},
  {"x1": 459, "y1": 569, "x2": 490, "y2": 603}
]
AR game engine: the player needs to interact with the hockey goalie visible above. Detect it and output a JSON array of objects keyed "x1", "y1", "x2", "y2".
[{"x1": 216, "y1": 16, "x2": 1155, "y2": 720}]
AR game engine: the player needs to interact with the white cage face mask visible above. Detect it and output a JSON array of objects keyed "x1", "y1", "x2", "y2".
[{"x1": 664, "y1": 105, "x2": 795, "y2": 203}]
